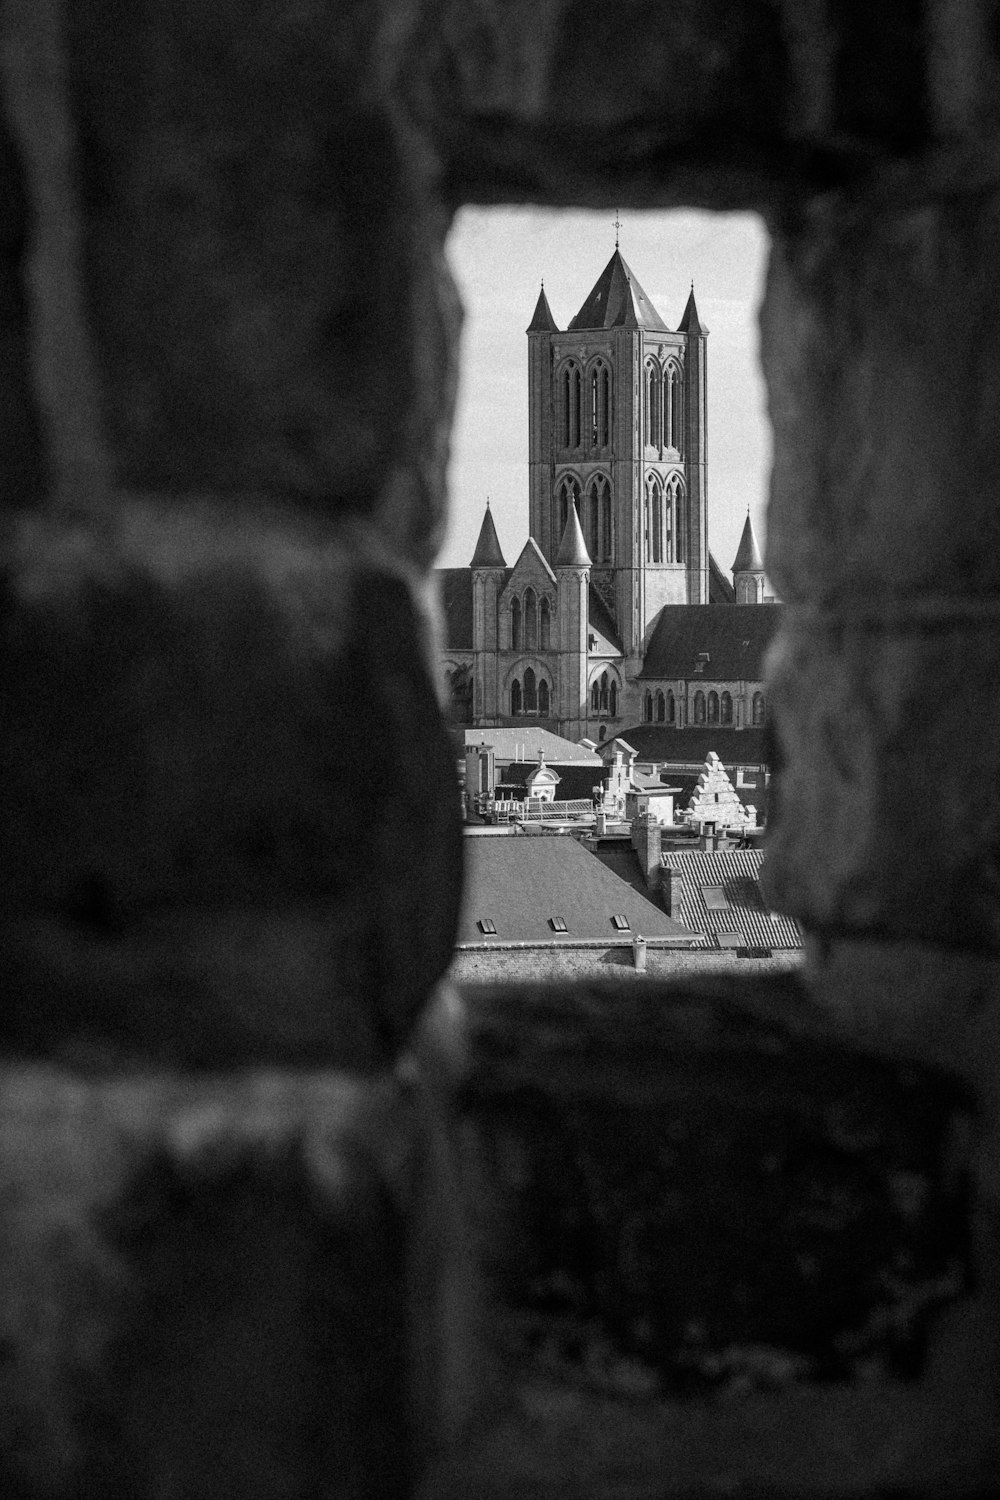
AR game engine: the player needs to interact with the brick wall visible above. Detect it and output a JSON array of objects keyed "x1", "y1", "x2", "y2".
[{"x1": 1, "y1": 1, "x2": 999, "y2": 1495}]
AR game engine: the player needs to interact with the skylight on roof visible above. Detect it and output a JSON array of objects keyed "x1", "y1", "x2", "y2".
[
  {"x1": 478, "y1": 917, "x2": 497, "y2": 935},
  {"x1": 549, "y1": 916, "x2": 568, "y2": 932},
  {"x1": 701, "y1": 885, "x2": 730, "y2": 910},
  {"x1": 611, "y1": 914, "x2": 630, "y2": 931}
]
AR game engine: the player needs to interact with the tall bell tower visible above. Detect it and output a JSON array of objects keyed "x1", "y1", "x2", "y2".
[{"x1": 526, "y1": 248, "x2": 708, "y2": 664}]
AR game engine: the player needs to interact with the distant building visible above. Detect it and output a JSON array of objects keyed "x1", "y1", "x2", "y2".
[{"x1": 438, "y1": 244, "x2": 779, "y2": 741}]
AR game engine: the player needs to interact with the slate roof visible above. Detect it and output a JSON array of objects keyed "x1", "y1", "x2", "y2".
[
  {"x1": 664, "y1": 849, "x2": 801, "y2": 951},
  {"x1": 568, "y1": 250, "x2": 670, "y2": 333},
  {"x1": 603, "y1": 725, "x2": 769, "y2": 767},
  {"x1": 709, "y1": 552, "x2": 735, "y2": 603},
  {"x1": 438, "y1": 568, "x2": 476, "y2": 651},
  {"x1": 588, "y1": 585, "x2": 623, "y2": 654},
  {"x1": 470, "y1": 505, "x2": 507, "y2": 568},
  {"x1": 639, "y1": 604, "x2": 780, "y2": 680},
  {"x1": 677, "y1": 286, "x2": 707, "y2": 335},
  {"x1": 456, "y1": 834, "x2": 702, "y2": 946},
  {"x1": 460, "y1": 727, "x2": 603, "y2": 764},
  {"x1": 526, "y1": 285, "x2": 560, "y2": 333},
  {"x1": 555, "y1": 503, "x2": 592, "y2": 566},
  {"x1": 732, "y1": 512, "x2": 764, "y2": 574}
]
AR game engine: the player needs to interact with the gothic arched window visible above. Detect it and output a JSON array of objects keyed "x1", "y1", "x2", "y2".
[
  {"x1": 671, "y1": 368, "x2": 684, "y2": 455},
  {"x1": 601, "y1": 480, "x2": 612, "y2": 560},
  {"x1": 609, "y1": 680, "x2": 617, "y2": 717},
  {"x1": 643, "y1": 690, "x2": 652, "y2": 722},
  {"x1": 752, "y1": 691, "x2": 766, "y2": 726},
  {"x1": 670, "y1": 477, "x2": 685, "y2": 566},
  {"x1": 539, "y1": 596, "x2": 551, "y2": 650},
  {"x1": 588, "y1": 480, "x2": 600, "y2": 559},
  {"x1": 599, "y1": 671, "x2": 609, "y2": 712},
  {"x1": 524, "y1": 667, "x2": 537, "y2": 713},
  {"x1": 694, "y1": 690, "x2": 706, "y2": 724},
  {"x1": 601, "y1": 366, "x2": 610, "y2": 446},
  {"x1": 645, "y1": 361, "x2": 661, "y2": 449},
  {"x1": 593, "y1": 680, "x2": 602, "y2": 713},
  {"x1": 509, "y1": 594, "x2": 524, "y2": 648},
  {"x1": 524, "y1": 588, "x2": 537, "y2": 650},
  {"x1": 655, "y1": 690, "x2": 665, "y2": 722},
  {"x1": 538, "y1": 678, "x2": 550, "y2": 717},
  {"x1": 667, "y1": 691, "x2": 675, "y2": 723},
  {"x1": 721, "y1": 691, "x2": 733, "y2": 724},
  {"x1": 652, "y1": 480, "x2": 663, "y2": 563},
  {"x1": 511, "y1": 678, "x2": 522, "y2": 716},
  {"x1": 708, "y1": 691, "x2": 720, "y2": 724}
]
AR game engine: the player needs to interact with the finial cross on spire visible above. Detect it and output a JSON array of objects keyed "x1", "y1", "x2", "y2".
[{"x1": 613, "y1": 210, "x2": 621, "y2": 249}]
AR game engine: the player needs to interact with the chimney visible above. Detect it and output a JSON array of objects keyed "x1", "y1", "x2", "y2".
[
  {"x1": 662, "y1": 866, "x2": 685, "y2": 918},
  {"x1": 633, "y1": 813, "x2": 662, "y2": 891}
]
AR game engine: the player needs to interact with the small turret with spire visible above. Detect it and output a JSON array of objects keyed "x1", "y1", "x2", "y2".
[{"x1": 732, "y1": 508, "x2": 766, "y2": 603}]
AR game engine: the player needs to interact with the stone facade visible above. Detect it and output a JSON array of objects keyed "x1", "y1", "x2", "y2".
[{"x1": 3, "y1": 0, "x2": 1000, "y2": 1496}]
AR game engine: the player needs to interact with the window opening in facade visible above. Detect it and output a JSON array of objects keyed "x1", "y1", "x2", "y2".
[
  {"x1": 538, "y1": 678, "x2": 550, "y2": 716},
  {"x1": 524, "y1": 588, "x2": 537, "y2": 649},
  {"x1": 510, "y1": 595, "x2": 521, "y2": 649},
  {"x1": 599, "y1": 671, "x2": 609, "y2": 711},
  {"x1": 593, "y1": 680, "x2": 602, "y2": 713},
  {"x1": 667, "y1": 690, "x2": 675, "y2": 723},
  {"x1": 609, "y1": 680, "x2": 617, "y2": 716},
  {"x1": 539, "y1": 596, "x2": 551, "y2": 649},
  {"x1": 721, "y1": 691, "x2": 733, "y2": 724},
  {"x1": 752, "y1": 691, "x2": 766, "y2": 725},
  {"x1": 708, "y1": 690, "x2": 720, "y2": 724},
  {"x1": 655, "y1": 690, "x2": 665, "y2": 722},
  {"x1": 694, "y1": 689, "x2": 706, "y2": 724},
  {"x1": 524, "y1": 667, "x2": 537, "y2": 713},
  {"x1": 643, "y1": 689, "x2": 652, "y2": 721},
  {"x1": 510, "y1": 678, "x2": 521, "y2": 715}
]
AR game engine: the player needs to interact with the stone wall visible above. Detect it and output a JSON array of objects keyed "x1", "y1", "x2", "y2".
[{"x1": 2, "y1": 0, "x2": 1000, "y2": 1495}]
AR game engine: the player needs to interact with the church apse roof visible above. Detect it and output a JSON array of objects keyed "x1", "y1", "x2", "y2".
[
  {"x1": 639, "y1": 604, "x2": 781, "y2": 680},
  {"x1": 568, "y1": 249, "x2": 670, "y2": 333}
]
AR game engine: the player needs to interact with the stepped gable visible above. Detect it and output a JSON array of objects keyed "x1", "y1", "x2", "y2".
[
  {"x1": 685, "y1": 751, "x2": 757, "y2": 830},
  {"x1": 568, "y1": 249, "x2": 670, "y2": 333},
  {"x1": 639, "y1": 604, "x2": 780, "y2": 679}
]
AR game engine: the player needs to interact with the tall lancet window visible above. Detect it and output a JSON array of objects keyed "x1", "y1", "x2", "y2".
[
  {"x1": 524, "y1": 588, "x2": 537, "y2": 649},
  {"x1": 652, "y1": 480, "x2": 663, "y2": 563},
  {"x1": 588, "y1": 480, "x2": 600, "y2": 558},
  {"x1": 601, "y1": 481, "x2": 612, "y2": 560},
  {"x1": 670, "y1": 476, "x2": 685, "y2": 566},
  {"x1": 510, "y1": 596, "x2": 521, "y2": 650},
  {"x1": 601, "y1": 366, "x2": 610, "y2": 446},
  {"x1": 671, "y1": 369, "x2": 684, "y2": 456},
  {"x1": 524, "y1": 667, "x2": 537, "y2": 713},
  {"x1": 538, "y1": 678, "x2": 550, "y2": 717},
  {"x1": 645, "y1": 361, "x2": 660, "y2": 449},
  {"x1": 539, "y1": 596, "x2": 551, "y2": 649}
]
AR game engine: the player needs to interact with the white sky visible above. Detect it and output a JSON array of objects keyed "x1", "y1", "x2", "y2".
[{"x1": 438, "y1": 206, "x2": 772, "y2": 579}]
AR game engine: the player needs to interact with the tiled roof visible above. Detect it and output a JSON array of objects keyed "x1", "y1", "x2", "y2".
[
  {"x1": 457, "y1": 834, "x2": 702, "y2": 946},
  {"x1": 437, "y1": 568, "x2": 475, "y2": 651},
  {"x1": 461, "y1": 727, "x2": 603, "y2": 764},
  {"x1": 568, "y1": 250, "x2": 670, "y2": 333},
  {"x1": 603, "y1": 725, "x2": 769, "y2": 766},
  {"x1": 639, "y1": 604, "x2": 780, "y2": 679},
  {"x1": 588, "y1": 584, "x2": 623, "y2": 654},
  {"x1": 665, "y1": 849, "x2": 801, "y2": 951}
]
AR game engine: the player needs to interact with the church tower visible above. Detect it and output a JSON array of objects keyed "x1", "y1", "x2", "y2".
[{"x1": 526, "y1": 248, "x2": 709, "y2": 667}]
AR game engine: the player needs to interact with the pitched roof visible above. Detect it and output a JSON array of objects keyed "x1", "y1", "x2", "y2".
[
  {"x1": 509, "y1": 535, "x2": 558, "y2": 585},
  {"x1": 732, "y1": 511, "x2": 765, "y2": 574},
  {"x1": 568, "y1": 250, "x2": 670, "y2": 333},
  {"x1": 709, "y1": 552, "x2": 735, "y2": 603},
  {"x1": 677, "y1": 285, "x2": 707, "y2": 335},
  {"x1": 587, "y1": 584, "x2": 623, "y2": 654},
  {"x1": 639, "y1": 604, "x2": 780, "y2": 679},
  {"x1": 470, "y1": 505, "x2": 507, "y2": 568},
  {"x1": 437, "y1": 568, "x2": 475, "y2": 650},
  {"x1": 456, "y1": 834, "x2": 702, "y2": 946},
  {"x1": 555, "y1": 503, "x2": 592, "y2": 566},
  {"x1": 460, "y1": 727, "x2": 602, "y2": 764},
  {"x1": 602, "y1": 724, "x2": 769, "y2": 767},
  {"x1": 526, "y1": 285, "x2": 560, "y2": 333},
  {"x1": 663, "y1": 848, "x2": 801, "y2": 951}
]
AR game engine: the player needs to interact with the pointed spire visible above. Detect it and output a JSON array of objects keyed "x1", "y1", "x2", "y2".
[
  {"x1": 732, "y1": 509, "x2": 764, "y2": 574},
  {"x1": 470, "y1": 502, "x2": 506, "y2": 568},
  {"x1": 569, "y1": 249, "x2": 669, "y2": 332},
  {"x1": 677, "y1": 283, "x2": 707, "y2": 335},
  {"x1": 526, "y1": 283, "x2": 560, "y2": 333},
  {"x1": 554, "y1": 503, "x2": 592, "y2": 567}
]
